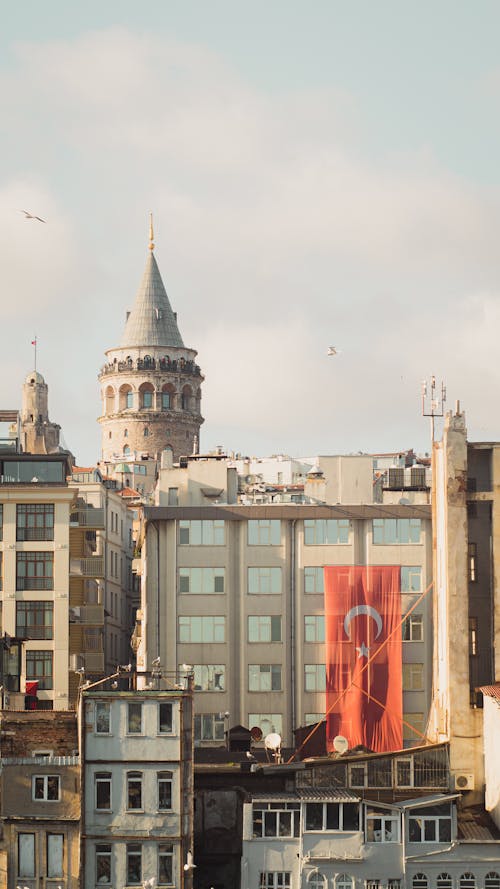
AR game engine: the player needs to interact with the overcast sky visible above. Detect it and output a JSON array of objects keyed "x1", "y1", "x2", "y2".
[{"x1": 2, "y1": 1, "x2": 500, "y2": 464}]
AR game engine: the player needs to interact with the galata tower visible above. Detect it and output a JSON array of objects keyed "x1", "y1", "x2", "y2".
[{"x1": 98, "y1": 219, "x2": 204, "y2": 467}]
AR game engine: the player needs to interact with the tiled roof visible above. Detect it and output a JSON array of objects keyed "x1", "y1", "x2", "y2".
[
  {"x1": 458, "y1": 806, "x2": 500, "y2": 841},
  {"x1": 121, "y1": 252, "x2": 184, "y2": 349},
  {"x1": 478, "y1": 684, "x2": 500, "y2": 701},
  {"x1": 250, "y1": 788, "x2": 359, "y2": 802}
]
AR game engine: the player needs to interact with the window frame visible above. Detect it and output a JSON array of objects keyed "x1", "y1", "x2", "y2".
[
  {"x1": 248, "y1": 566, "x2": 282, "y2": 594},
  {"x1": 248, "y1": 615, "x2": 282, "y2": 643},
  {"x1": 95, "y1": 701, "x2": 111, "y2": 734},
  {"x1": 16, "y1": 551, "x2": 54, "y2": 590},
  {"x1": 304, "y1": 518, "x2": 350, "y2": 545},
  {"x1": 46, "y1": 833, "x2": 64, "y2": 878},
  {"x1": 178, "y1": 615, "x2": 226, "y2": 643},
  {"x1": 32, "y1": 774, "x2": 60, "y2": 802},
  {"x1": 248, "y1": 519, "x2": 281, "y2": 546},
  {"x1": 365, "y1": 806, "x2": 400, "y2": 843},
  {"x1": 304, "y1": 614, "x2": 325, "y2": 643},
  {"x1": 126, "y1": 771, "x2": 143, "y2": 811},
  {"x1": 158, "y1": 842, "x2": 174, "y2": 886},
  {"x1": 16, "y1": 503, "x2": 55, "y2": 541},
  {"x1": 96, "y1": 843, "x2": 112, "y2": 885},
  {"x1": 248, "y1": 663, "x2": 282, "y2": 692},
  {"x1": 304, "y1": 663, "x2": 326, "y2": 692},
  {"x1": 127, "y1": 701, "x2": 143, "y2": 734},
  {"x1": 26, "y1": 650, "x2": 53, "y2": 690},
  {"x1": 158, "y1": 770, "x2": 173, "y2": 811},
  {"x1": 95, "y1": 772, "x2": 112, "y2": 811},
  {"x1": 16, "y1": 600, "x2": 54, "y2": 640},
  {"x1": 159, "y1": 702, "x2": 174, "y2": 734}
]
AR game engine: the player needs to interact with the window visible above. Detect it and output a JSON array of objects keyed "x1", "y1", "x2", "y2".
[
  {"x1": 248, "y1": 567, "x2": 282, "y2": 594},
  {"x1": 469, "y1": 617, "x2": 478, "y2": 656},
  {"x1": 127, "y1": 702, "x2": 142, "y2": 734},
  {"x1": 485, "y1": 874, "x2": 500, "y2": 889},
  {"x1": 403, "y1": 663, "x2": 425, "y2": 691},
  {"x1": 248, "y1": 519, "x2": 281, "y2": 545},
  {"x1": 403, "y1": 712, "x2": 425, "y2": 741},
  {"x1": 249, "y1": 713, "x2": 283, "y2": 736},
  {"x1": 179, "y1": 567, "x2": 225, "y2": 594},
  {"x1": 158, "y1": 843, "x2": 174, "y2": 885},
  {"x1": 26, "y1": 650, "x2": 53, "y2": 689},
  {"x1": 412, "y1": 876, "x2": 428, "y2": 889},
  {"x1": 437, "y1": 875, "x2": 453, "y2": 889},
  {"x1": 248, "y1": 615, "x2": 282, "y2": 642},
  {"x1": 142, "y1": 390, "x2": 153, "y2": 408},
  {"x1": 468, "y1": 543, "x2": 477, "y2": 581},
  {"x1": 127, "y1": 771, "x2": 143, "y2": 810},
  {"x1": 143, "y1": 427, "x2": 149, "y2": 437},
  {"x1": 158, "y1": 771, "x2": 173, "y2": 810},
  {"x1": 249, "y1": 664, "x2": 282, "y2": 692},
  {"x1": 305, "y1": 615, "x2": 325, "y2": 642},
  {"x1": 33, "y1": 775, "x2": 60, "y2": 801},
  {"x1": 337, "y1": 877, "x2": 354, "y2": 889},
  {"x1": 159, "y1": 702, "x2": 173, "y2": 733},
  {"x1": 194, "y1": 713, "x2": 225, "y2": 741},
  {"x1": 95, "y1": 701, "x2": 111, "y2": 733},
  {"x1": 178, "y1": 616, "x2": 225, "y2": 643},
  {"x1": 304, "y1": 713, "x2": 325, "y2": 725},
  {"x1": 17, "y1": 504, "x2": 54, "y2": 541},
  {"x1": 373, "y1": 518, "x2": 421, "y2": 544},
  {"x1": 0, "y1": 552, "x2": 2, "y2": 591},
  {"x1": 126, "y1": 391, "x2": 133, "y2": 408},
  {"x1": 162, "y1": 392, "x2": 171, "y2": 409},
  {"x1": 350, "y1": 765, "x2": 366, "y2": 788},
  {"x1": 304, "y1": 519, "x2": 349, "y2": 545},
  {"x1": 0, "y1": 503, "x2": 2, "y2": 540},
  {"x1": 192, "y1": 664, "x2": 225, "y2": 691},
  {"x1": 396, "y1": 758, "x2": 413, "y2": 787},
  {"x1": 95, "y1": 772, "x2": 111, "y2": 810},
  {"x1": 408, "y1": 803, "x2": 452, "y2": 843},
  {"x1": 403, "y1": 614, "x2": 423, "y2": 642},
  {"x1": 366, "y1": 806, "x2": 399, "y2": 842},
  {"x1": 126, "y1": 843, "x2": 142, "y2": 885},
  {"x1": 47, "y1": 834, "x2": 63, "y2": 877},
  {"x1": 305, "y1": 802, "x2": 360, "y2": 831},
  {"x1": 18, "y1": 833, "x2": 35, "y2": 878},
  {"x1": 305, "y1": 664, "x2": 326, "y2": 692},
  {"x1": 304, "y1": 566, "x2": 324, "y2": 593},
  {"x1": 17, "y1": 552, "x2": 53, "y2": 590},
  {"x1": 259, "y1": 874, "x2": 291, "y2": 889},
  {"x1": 96, "y1": 844, "x2": 111, "y2": 884},
  {"x1": 179, "y1": 519, "x2": 225, "y2": 545},
  {"x1": 253, "y1": 802, "x2": 300, "y2": 837},
  {"x1": 401, "y1": 566, "x2": 422, "y2": 592},
  {"x1": 309, "y1": 874, "x2": 327, "y2": 889},
  {"x1": 366, "y1": 882, "x2": 381, "y2": 889},
  {"x1": 388, "y1": 882, "x2": 401, "y2": 889},
  {"x1": 16, "y1": 601, "x2": 53, "y2": 639},
  {"x1": 460, "y1": 876, "x2": 476, "y2": 889}
]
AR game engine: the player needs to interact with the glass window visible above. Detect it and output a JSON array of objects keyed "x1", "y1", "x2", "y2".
[
  {"x1": 412, "y1": 876, "x2": 428, "y2": 889},
  {"x1": 95, "y1": 702, "x2": 111, "y2": 733},
  {"x1": 403, "y1": 663, "x2": 425, "y2": 691},
  {"x1": 127, "y1": 702, "x2": 142, "y2": 734},
  {"x1": 304, "y1": 713, "x2": 325, "y2": 725},
  {"x1": 126, "y1": 391, "x2": 133, "y2": 409},
  {"x1": 126, "y1": 843, "x2": 142, "y2": 885},
  {"x1": 18, "y1": 833, "x2": 35, "y2": 878},
  {"x1": 194, "y1": 713, "x2": 226, "y2": 741},
  {"x1": 304, "y1": 566, "x2": 324, "y2": 593},
  {"x1": 304, "y1": 615, "x2": 325, "y2": 642},
  {"x1": 253, "y1": 803, "x2": 300, "y2": 838},
  {"x1": 26, "y1": 650, "x2": 53, "y2": 689},
  {"x1": 249, "y1": 714, "x2": 283, "y2": 736},
  {"x1": 159, "y1": 702, "x2": 173, "y2": 734},
  {"x1": 460, "y1": 876, "x2": 476, "y2": 889},
  {"x1": 162, "y1": 392, "x2": 171, "y2": 409},
  {"x1": 248, "y1": 615, "x2": 282, "y2": 642},
  {"x1": 158, "y1": 771, "x2": 173, "y2": 810},
  {"x1": 179, "y1": 567, "x2": 225, "y2": 594},
  {"x1": 127, "y1": 772, "x2": 143, "y2": 810},
  {"x1": 305, "y1": 664, "x2": 326, "y2": 692},
  {"x1": 366, "y1": 806, "x2": 400, "y2": 842},
  {"x1": 142, "y1": 390, "x2": 153, "y2": 408},
  {"x1": 305, "y1": 802, "x2": 359, "y2": 831},
  {"x1": 179, "y1": 520, "x2": 225, "y2": 545},
  {"x1": 16, "y1": 601, "x2": 53, "y2": 639},
  {"x1": 304, "y1": 519, "x2": 349, "y2": 545},
  {"x1": 337, "y1": 877, "x2": 354, "y2": 889},
  {"x1": 403, "y1": 614, "x2": 423, "y2": 641},
  {"x1": 437, "y1": 875, "x2": 453, "y2": 889},
  {"x1": 403, "y1": 713, "x2": 425, "y2": 741},
  {"x1": 33, "y1": 775, "x2": 60, "y2": 801},
  {"x1": 96, "y1": 844, "x2": 111, "y2": 885},
  {"x1": 47, "y1": 833, "x2": 64, "y2": 877},
  {"x1": 192, "y1": 665, "x2": 225, "y2": 692},
  {"x1": 249, "y1": 664, "x2": 282, "y2": 692},
  {"x1": 309, "y1": 874, "x2": 327, "y2": 889},
  {"x1": 401, "y1": 567, "x2": 422, "y2": 592},
  {"x1": 396, "y1": 758, "x2": 413, "y2": 787},
  {"x1": 16, "y1": 552, "x2": 53, "y2": 590},
  {"x1": 485, "y1": 875, "x2": 500, "y2": 889},
  {"x1": 17, "y1": 504, "x2": 54, "y2": 541},
  {"x1": 259, "y1": 874, "x2": 291, "y2": 889},
  {"x1": 178, "y1": 616, "x2": 225, "y2": 643},
  {"x1": 158, "y1": 843, "x2": 174, "y2": 885},
  {"x1": 373, "y1": 518, "x2": 421, "y2": 545},
  {"x1": 248, "y1": 519, "x2": 281, "y2": 545},
  {"x1": 248, "y1": 567, "x2": 282, "y2": 594},
  {"x1": 408, "y1": 804, "x2": 452, "y2": 843},
  {"x1": 95, "y1": 772, "x2": 111, "y2": 810}
]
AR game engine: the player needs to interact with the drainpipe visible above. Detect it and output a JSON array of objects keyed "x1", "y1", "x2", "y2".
[
  {"x1": 151, "y1": 521, "x2": 161, "y2": 660},
  {"x1": 290, "y1": 519, "x2": 297, "y2": 739}
]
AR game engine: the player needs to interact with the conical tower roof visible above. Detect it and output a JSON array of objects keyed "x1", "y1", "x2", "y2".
[{"x1": 120, "y1": 246, "x2": 184, "y2": 349}]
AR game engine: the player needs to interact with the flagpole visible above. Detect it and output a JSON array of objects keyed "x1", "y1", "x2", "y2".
[{"x1": 32, "y1": 336, "x2": 37, "y2": 372}]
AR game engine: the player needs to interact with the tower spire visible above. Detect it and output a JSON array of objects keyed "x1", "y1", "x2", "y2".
[{"x1": 149, "y1": 212, "x2": 155, "y2": 252}]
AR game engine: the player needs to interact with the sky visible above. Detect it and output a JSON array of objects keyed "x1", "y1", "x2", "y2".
[{"x1": 2, "y1": 1, "x2": 500, "y2": 464}]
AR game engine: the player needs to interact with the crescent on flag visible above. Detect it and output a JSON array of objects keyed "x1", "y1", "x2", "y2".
[{"x1": 344, "y1": 604, "x2": 383, "y2": 640}]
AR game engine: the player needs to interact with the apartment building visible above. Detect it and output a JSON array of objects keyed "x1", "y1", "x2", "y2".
[{"x1": 135, "y1": 455, "x2": 432, "y2": 749}]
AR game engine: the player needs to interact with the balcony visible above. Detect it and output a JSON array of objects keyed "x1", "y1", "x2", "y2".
[
  {"x1": 70, "y1": 556, "x2": 104, "y2": 578},
  {"x1": 70, "y1": 507, "x2": 105, "y2": 529},
  {"x1": 83, "y1": 651, "x2": 105, "y2": 673},
  {"x1": 69, "y1": 604, "x2": 104, "y2": 625}
]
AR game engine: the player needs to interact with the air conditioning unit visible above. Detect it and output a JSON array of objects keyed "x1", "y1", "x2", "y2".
[
  {"x1": 453, "y1": 772, "x2": 475, "y2": 791},
  {"x1": 69, "y1": 606, "x2": 81, "y2": 621}
]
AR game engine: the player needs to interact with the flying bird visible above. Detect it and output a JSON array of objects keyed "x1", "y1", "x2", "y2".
[
  {"x1": 19, "y1": 210, "x2": 46, "y2": 223},
  {"x1": 327, "y1": 346, "x2": 338, "y2": 356}
]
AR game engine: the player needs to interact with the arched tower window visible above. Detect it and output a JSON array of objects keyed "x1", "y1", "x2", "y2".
[
  {"x1": 144, "y1": 427, "x2": 149, "y2": 437},
  {"x1": 119, "y1": 385, "x2": 133, "y2": 411},
  {"x1": 123, "y1": 445, "x2": 131, "y2": 456},
  {"x1": 105, "y1": 386, "x2": 115, "y2": 414},
  {"x1": 181, "y1": 385, "x2": 192, "y2": 411},
  {"x1": 124, "y1": 429, "x2": 128, "y2": 438},
  {"x1": 162, "y1": 383, "x2": 175, "y2": 410},
  {"x1": 139, "y1": 383, "x2": 154, "y2": 409}
]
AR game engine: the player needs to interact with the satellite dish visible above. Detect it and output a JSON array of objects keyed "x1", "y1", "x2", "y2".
[
  {"x1": 333, "y1": 735, "x2": 349, "y2": 755},
  {"x1": 250, "y1": 725, "x2": 263, "y2": 741},
  {"x1": 264, "y1": 732, "x2": 282, "y2": 751}
]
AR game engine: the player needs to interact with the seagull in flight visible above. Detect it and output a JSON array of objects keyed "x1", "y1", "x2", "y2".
[
  {"x1": 19, "y1": 210, "x2": 46, "y2": 223},
  {"x1": 327, "y1": 346, "x2": 338, "y2": 356}
]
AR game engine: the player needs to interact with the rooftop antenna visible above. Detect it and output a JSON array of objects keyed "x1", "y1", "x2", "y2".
[
  {"x1": 421, "y1": 375, "x2": 446, "y2": 443},
  {"x1": 149, "y1": 213, "x2": 155, "y2": 251}
]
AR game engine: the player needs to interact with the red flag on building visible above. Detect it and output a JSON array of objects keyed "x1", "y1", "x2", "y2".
[{"x1": 324, "y1": 565, "x2": 402, "y2": 753}]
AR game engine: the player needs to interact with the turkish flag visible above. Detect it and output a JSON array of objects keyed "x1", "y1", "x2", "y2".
[{"x1": 324, "y1": 565, "x2": 402, "y2": 753}]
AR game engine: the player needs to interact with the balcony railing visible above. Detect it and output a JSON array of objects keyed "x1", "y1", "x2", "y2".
[
  {"x1": 69, "y1": 604, "x2": 104, "y2": 625},
  {"x1": 69, "y1": 557, "x2": 104, "y2": 578},
  {"x1": 70, "y1": 507, "x2": 105, "y2": 529},
  {"x1": 100, "y1": 356, "x2": 202, "y2": 377}
]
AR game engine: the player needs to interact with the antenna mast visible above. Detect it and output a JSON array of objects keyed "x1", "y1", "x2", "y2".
[{"x1": 421, "y1": 376, "x2": 446, "y2": 443}]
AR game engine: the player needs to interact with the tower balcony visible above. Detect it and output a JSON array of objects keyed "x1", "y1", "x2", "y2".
[{"x1": 99, "y1": 356, "x2": 202, "y2": 377}]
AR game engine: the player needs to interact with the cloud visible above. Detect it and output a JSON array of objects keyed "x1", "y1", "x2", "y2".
[{"x1": 0, "y1": 27, "x2": 500, "y2": 461}]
